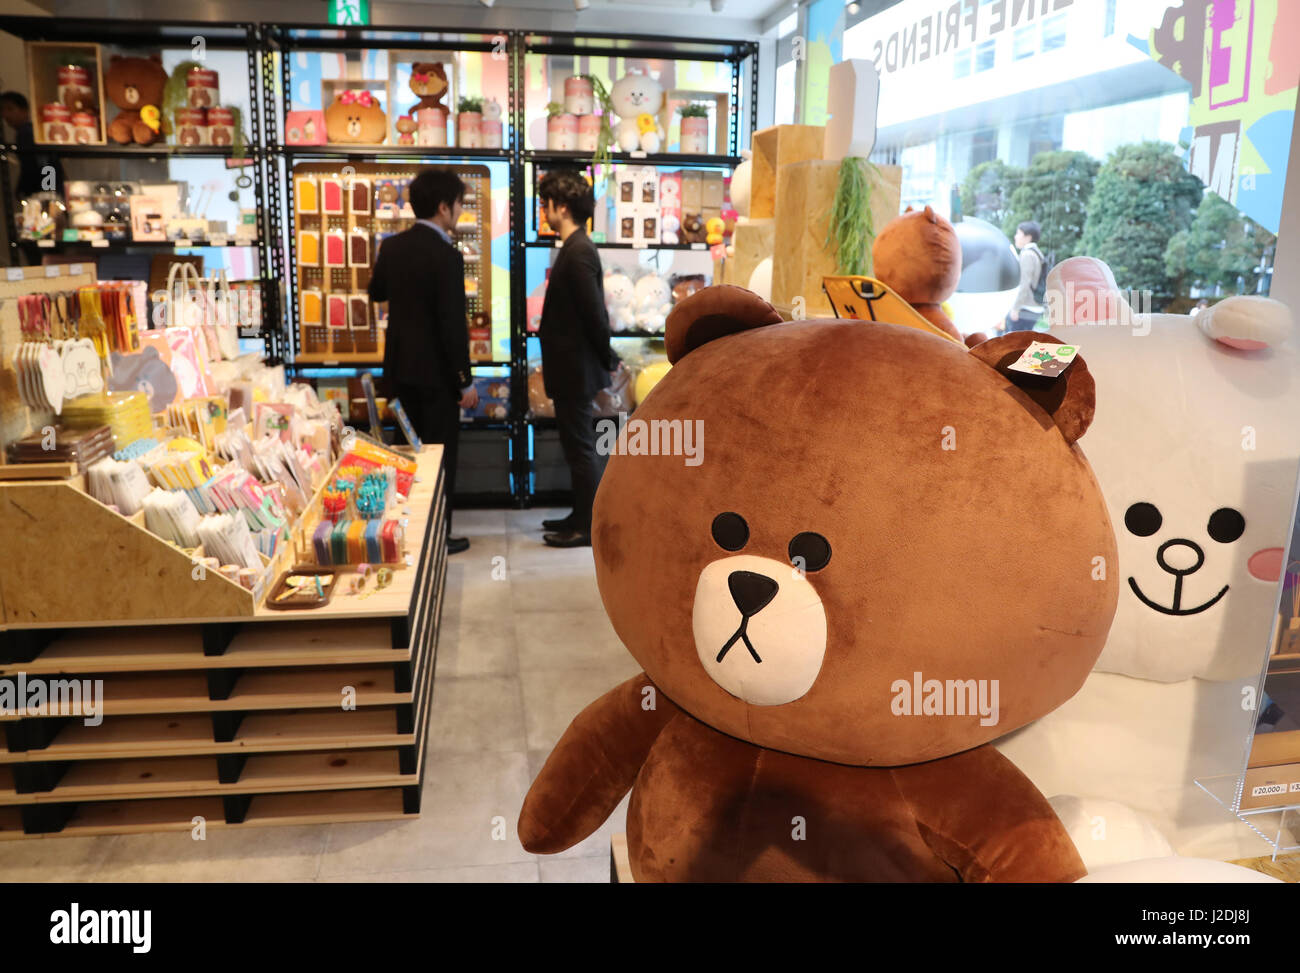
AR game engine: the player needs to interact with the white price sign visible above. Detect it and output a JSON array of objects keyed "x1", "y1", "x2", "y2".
[
  {"x1": 91, "y1": 239, "x2": 110, "y2": 248},
  {"x1": 44, "y1": 264, "x2": 61, "y2": 277},
  {"x1": 69, "y1": 264, "x2": 83, "y2": 275},
  {"x1": 6, "y1": 267, "x2": 23, "y2": 281}
]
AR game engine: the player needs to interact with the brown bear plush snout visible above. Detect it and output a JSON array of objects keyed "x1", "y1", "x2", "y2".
[{"x1": 727, "y1": 570, "x2": 778, "y2": 618}]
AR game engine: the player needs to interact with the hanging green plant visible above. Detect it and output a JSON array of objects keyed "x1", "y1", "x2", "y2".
[
  {"x1": 457, "y1": 96, "x2": 484, "y2": 114},
  {"x1": 546, "y1": 101, "x2": 567, "y2": 118},
  {"x1": 825, "y1": 157, "x2": 879, "y2": 276},
  {"x1": 579, "y1": 73, "x2": 616, "y2": 187}
]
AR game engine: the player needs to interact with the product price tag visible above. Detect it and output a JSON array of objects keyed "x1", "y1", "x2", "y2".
[
  {"x1": 91, "y1": 239, "x2": 110, "y2": 248},
  {"x1": 6, "y1": 267, "x2": 23, "y2": 281},
  {"x1": 632, "y1": 241, "x2": 647, "y2": 250},
  {"x1": 69, "y1": 264, "x2": 83, "y2": 276},
  {"x1": 37, "y1": 239, "x2": 55, "y2": 248},
  {"x1": 691, "y1": 242, "x2": 706, "y2": 250},
  {"x1": 44, "y1": 264, "x2": 61, "y2": 277},
  {"x1": 629, "y1": 150, "x2": 647, "y2": 159},
  {"x1": 1007, "y1": 341, "x2": 1079, "y2": 379},
  {"x1": 554, "y1": 239, "x2": 562, "y2": 248}
]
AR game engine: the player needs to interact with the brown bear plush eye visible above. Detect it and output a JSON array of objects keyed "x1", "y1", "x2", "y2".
[
  {"x1": 788, "y1": 532, "x2": 831, "y2": 572},
  {"x1": 711, "y1": 512, "x2": 748, "y2": 551}
]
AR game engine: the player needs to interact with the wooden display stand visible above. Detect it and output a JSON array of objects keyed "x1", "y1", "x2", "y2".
[
  {"x1": 0, "y1": 446, "x2": 448, "y2": 839},
  {"x1": 26, "y1": 41, "x2": 108, "y2": 146},
  {"x1": 772, "y1": 160, "x2": 900, "y2": 318},
  {"x1": 724, "y1": 219, "x2": 774, "y2": 290},
  {"x1": 750, "y1": 124, "x2": 824, "y2": 221}
]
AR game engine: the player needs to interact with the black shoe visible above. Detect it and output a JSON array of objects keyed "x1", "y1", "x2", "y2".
[
  {"x1": 541, "y1": 514, "x2": 575, "y2": 531},
  {"x1": 447, "y1": 536, "x2": 470, "y2": 555},
  {"x1": 543, "y1": 530, "x2": 591, "y2": 548}
]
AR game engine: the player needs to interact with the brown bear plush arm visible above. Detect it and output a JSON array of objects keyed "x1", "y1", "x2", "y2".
[
  {"x1": 891, "y1": 745, "x2": 1087, "y2": 882},
  {"x1": 518, "y1": 672, "x2": 680, "y2": 854}
]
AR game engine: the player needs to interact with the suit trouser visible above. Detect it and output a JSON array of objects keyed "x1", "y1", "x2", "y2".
[
  {"x1": 552, "y1": 396, "x2": 604, "y2": 533},
  {"x1": 396, "y1": 383, "x2": 460, "y2": 536},
  {"x1": 1004, "y1": 309, "x2": 1041, "y2": 332}
]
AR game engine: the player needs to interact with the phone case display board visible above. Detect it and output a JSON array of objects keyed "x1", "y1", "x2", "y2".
[
  {"x1": 292, "y1": 163, "x2": 491, "y2": 362},
  {"x1": 0, "y1": 446, "x2": 447, "y2": 839}
]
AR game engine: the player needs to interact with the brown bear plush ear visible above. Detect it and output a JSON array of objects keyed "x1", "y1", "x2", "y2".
[
  {"x1": 967, "y1": 332, "x2": 1095, "y2": 444},
  {"x1": 664, "y1": 285, "x2": 784, "y2": 364}
]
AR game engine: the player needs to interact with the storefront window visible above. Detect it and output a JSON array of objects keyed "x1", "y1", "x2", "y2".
[{"x1": 845, "y1": 0, "x2": 1295, "y2": 306}]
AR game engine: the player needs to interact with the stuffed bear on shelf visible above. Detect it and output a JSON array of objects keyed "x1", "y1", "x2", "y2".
[
  {"x1": 610, "y1": 71, "x2": 664, "y2": 153},
  {"x1": 324, "y1": 90, "x2": 387, "y2": 144},
  {"x1": 409, "y1": 63, "x2": 449, "y2": 113},
  {"x1": 519, "y1": 284, "x2": 1119, "y2": 882},
  {"x1": 104, "y1": 55, "x2": 168, "y2": 146}
]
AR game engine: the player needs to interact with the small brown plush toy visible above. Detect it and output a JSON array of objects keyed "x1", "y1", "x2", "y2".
[
  {"x1": 873, "y1": 205, "x2": 963, "y2": 342},
  {"x1": 519, "y1": 284, "x2": 1117, "y2": 882},
  {"x1": 324, "y1": 90, "x2": 387, "y2": 144},
  {"x1": 409, "y1": 63, "x2": 449, "y2": 113},
  {"x1": 104, "y1": 55, "x2": 168, "y2": 145}
]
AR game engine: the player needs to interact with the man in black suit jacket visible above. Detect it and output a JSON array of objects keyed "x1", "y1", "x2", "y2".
[
  {"x1": 537, "y1": 169, "x2": 616, "y2": 548},
  {"x1": 368, "y1": 167, "x2": 479, "y2": 555}
]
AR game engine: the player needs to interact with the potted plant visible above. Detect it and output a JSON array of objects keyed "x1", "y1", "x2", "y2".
[
  {"x1": 545, "y1": 100, "x2": 577, "y2": 151},
  {"x1": 678, "y1": 103, "x2": 710, "y2": 154},
  {"x1": 457, "y1": 95, "x2": 483, "y2": 148}
]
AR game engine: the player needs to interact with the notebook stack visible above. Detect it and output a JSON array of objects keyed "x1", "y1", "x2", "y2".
[{"x1": 5, "y1": 424, "x2": 115, "y2": 471}]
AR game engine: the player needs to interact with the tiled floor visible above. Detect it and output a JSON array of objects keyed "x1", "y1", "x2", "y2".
[{"x1": 0, "y1": 508, "x2": 634, "y2": 883}]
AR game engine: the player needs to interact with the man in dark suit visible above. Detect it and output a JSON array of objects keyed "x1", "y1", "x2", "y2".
[
  {"x1": 368, "y1": 167, "x2": 478, "y2": 555},
  {"x1": 537, "y1": 169, "x2": 616, "y2": 548}
]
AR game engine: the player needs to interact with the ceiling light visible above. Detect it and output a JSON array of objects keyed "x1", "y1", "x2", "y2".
[
  {"x1": 711, "y1": 0, "x2": 726, "y2": 10},
  {"x1": 575, "y1": 0, "x2": 589, "y2": 9},
  {"x1": 479, "y1": 0, "x2": 494, "y2": 6},
  {"x1": 847, "y1": 0, "x2": 861, "y2": 13}
]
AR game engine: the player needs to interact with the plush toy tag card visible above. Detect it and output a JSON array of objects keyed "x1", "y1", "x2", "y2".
[{"x1": 1007, "y1": 341, "x2": 1079, "y2": 379}]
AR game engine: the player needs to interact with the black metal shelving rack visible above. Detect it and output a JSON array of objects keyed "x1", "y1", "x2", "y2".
[
  {"x1": 0, "y1": 16, "x2": 283, "y2": 361},
  {"x1": 262, "y1": 23, "x2": 519, "y2": 507},
  {"x1": 516, "y1": 30, "x2": 758, "y2": 507},
  {"x1": 0, "y1": 19, "x2": 759, "y2": 508}
]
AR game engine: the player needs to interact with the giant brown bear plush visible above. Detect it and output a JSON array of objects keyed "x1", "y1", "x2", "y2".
[{"x1": 519, "y1": 285, "x2": 1119, "y2": 882}]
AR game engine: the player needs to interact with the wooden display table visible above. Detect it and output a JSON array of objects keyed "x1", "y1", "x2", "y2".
[{"x1": 0, "y1": 446, "x2": 447, "y2": 839}]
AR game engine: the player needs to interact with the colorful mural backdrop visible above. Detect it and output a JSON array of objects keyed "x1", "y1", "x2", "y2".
[{"x1": 1150, "y1": 0, "x2": 1298, "y2": 233}]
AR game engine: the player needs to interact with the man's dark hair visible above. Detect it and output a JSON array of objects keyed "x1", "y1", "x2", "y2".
[
  {"x1": 408, "y1": 167, "x2": 465, "y2": 220},
  {"x1": 1017, "y1": 220, "x2": 1041, "y2": 243},
  {"x1": 0, "y1": 92, "x2": 29, "y2": 112},
  {"x1": 538, "y1": 169, "x2": 594, "y2": 225}
]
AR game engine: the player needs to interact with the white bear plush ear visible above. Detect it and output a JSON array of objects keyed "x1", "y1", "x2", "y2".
[
  {"x1": 1045, "y1": 256, "x2": 1133, "y2": 326},
  {"x1": 1197, "y1": 295, "x2": 1292, "y2": 350}
]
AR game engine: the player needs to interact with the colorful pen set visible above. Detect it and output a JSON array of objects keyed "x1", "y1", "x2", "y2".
[{"x1": 311, "y1": 518, "x2": 404, "y2": 565}]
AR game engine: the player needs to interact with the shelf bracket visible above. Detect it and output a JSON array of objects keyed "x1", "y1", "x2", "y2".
[
  {"x1": 201, "y1": 622, "x2": 242, "y2": 657},
  {"x1": 216, "y1": 754, "x2": 249, "y2": 785}
]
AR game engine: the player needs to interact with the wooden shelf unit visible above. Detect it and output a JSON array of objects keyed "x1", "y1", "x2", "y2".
[{"x1": 0, "y1": 446, "x2": 448, "y2": 839}]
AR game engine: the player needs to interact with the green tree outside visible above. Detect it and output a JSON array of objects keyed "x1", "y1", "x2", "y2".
[
  {"x1": 960, "y1": 160, "x2": 1024, "y2": 228},
  {"x1": 1164, "y1": 191, "x2": 1276, "y2": 295},
  {"x1": 1079, "y1": 141, "x2": 1204, "y2": 297},
  {"x1": 1002, "y1": 150, "x2": 1099, "y2": 261}
]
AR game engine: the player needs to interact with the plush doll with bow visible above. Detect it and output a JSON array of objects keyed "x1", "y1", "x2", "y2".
[{"x1": 324, "y1": 90, "x2": 387, "y2": 144}]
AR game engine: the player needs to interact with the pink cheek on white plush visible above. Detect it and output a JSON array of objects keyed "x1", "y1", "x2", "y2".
[
  {"x1": 1248, "y1": 547, "x2": 1284, "y2": 581},
  {"x1": 1215, "y1": 337, "x2": 1269, "y2": 350}
]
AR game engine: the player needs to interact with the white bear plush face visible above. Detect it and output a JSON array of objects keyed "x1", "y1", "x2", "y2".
[
  {"x1": 605, "y1": 272, "x2": 635, "y2": 308},
  {"x1": 610, "y1": 73, "x2": 664, "y2": 120},
  {"x1": 1047, "y1": 257, "x2": 1300, "y2": 683},
  {"x1": 634, "y1": 274, "x2": 670, "y2": 308}
]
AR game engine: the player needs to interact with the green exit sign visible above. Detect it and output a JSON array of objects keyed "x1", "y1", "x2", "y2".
[{"x1": 329, "y1": 0, "x2": 370, "y2": 25}]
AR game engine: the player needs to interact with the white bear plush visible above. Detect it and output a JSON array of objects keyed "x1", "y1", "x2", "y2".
[
  {"x1": 610, "y1": 71, "x2": 664, "y2": 153},
  {"x1": 994, "y1": 255, "x2": 1300, "y2": 861},
  {"x1": 730, "y1": 149, "x2": 752, "y2": 221},
  {"x1": 633, "y1": 274, "x2": 672, "y2": 333},
  {"x1": 660, "y1": 213, "x2": 680, "y2": 245},
  {"x1": 604, "y1": 271, "x2": 636, "y2": 332}
]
